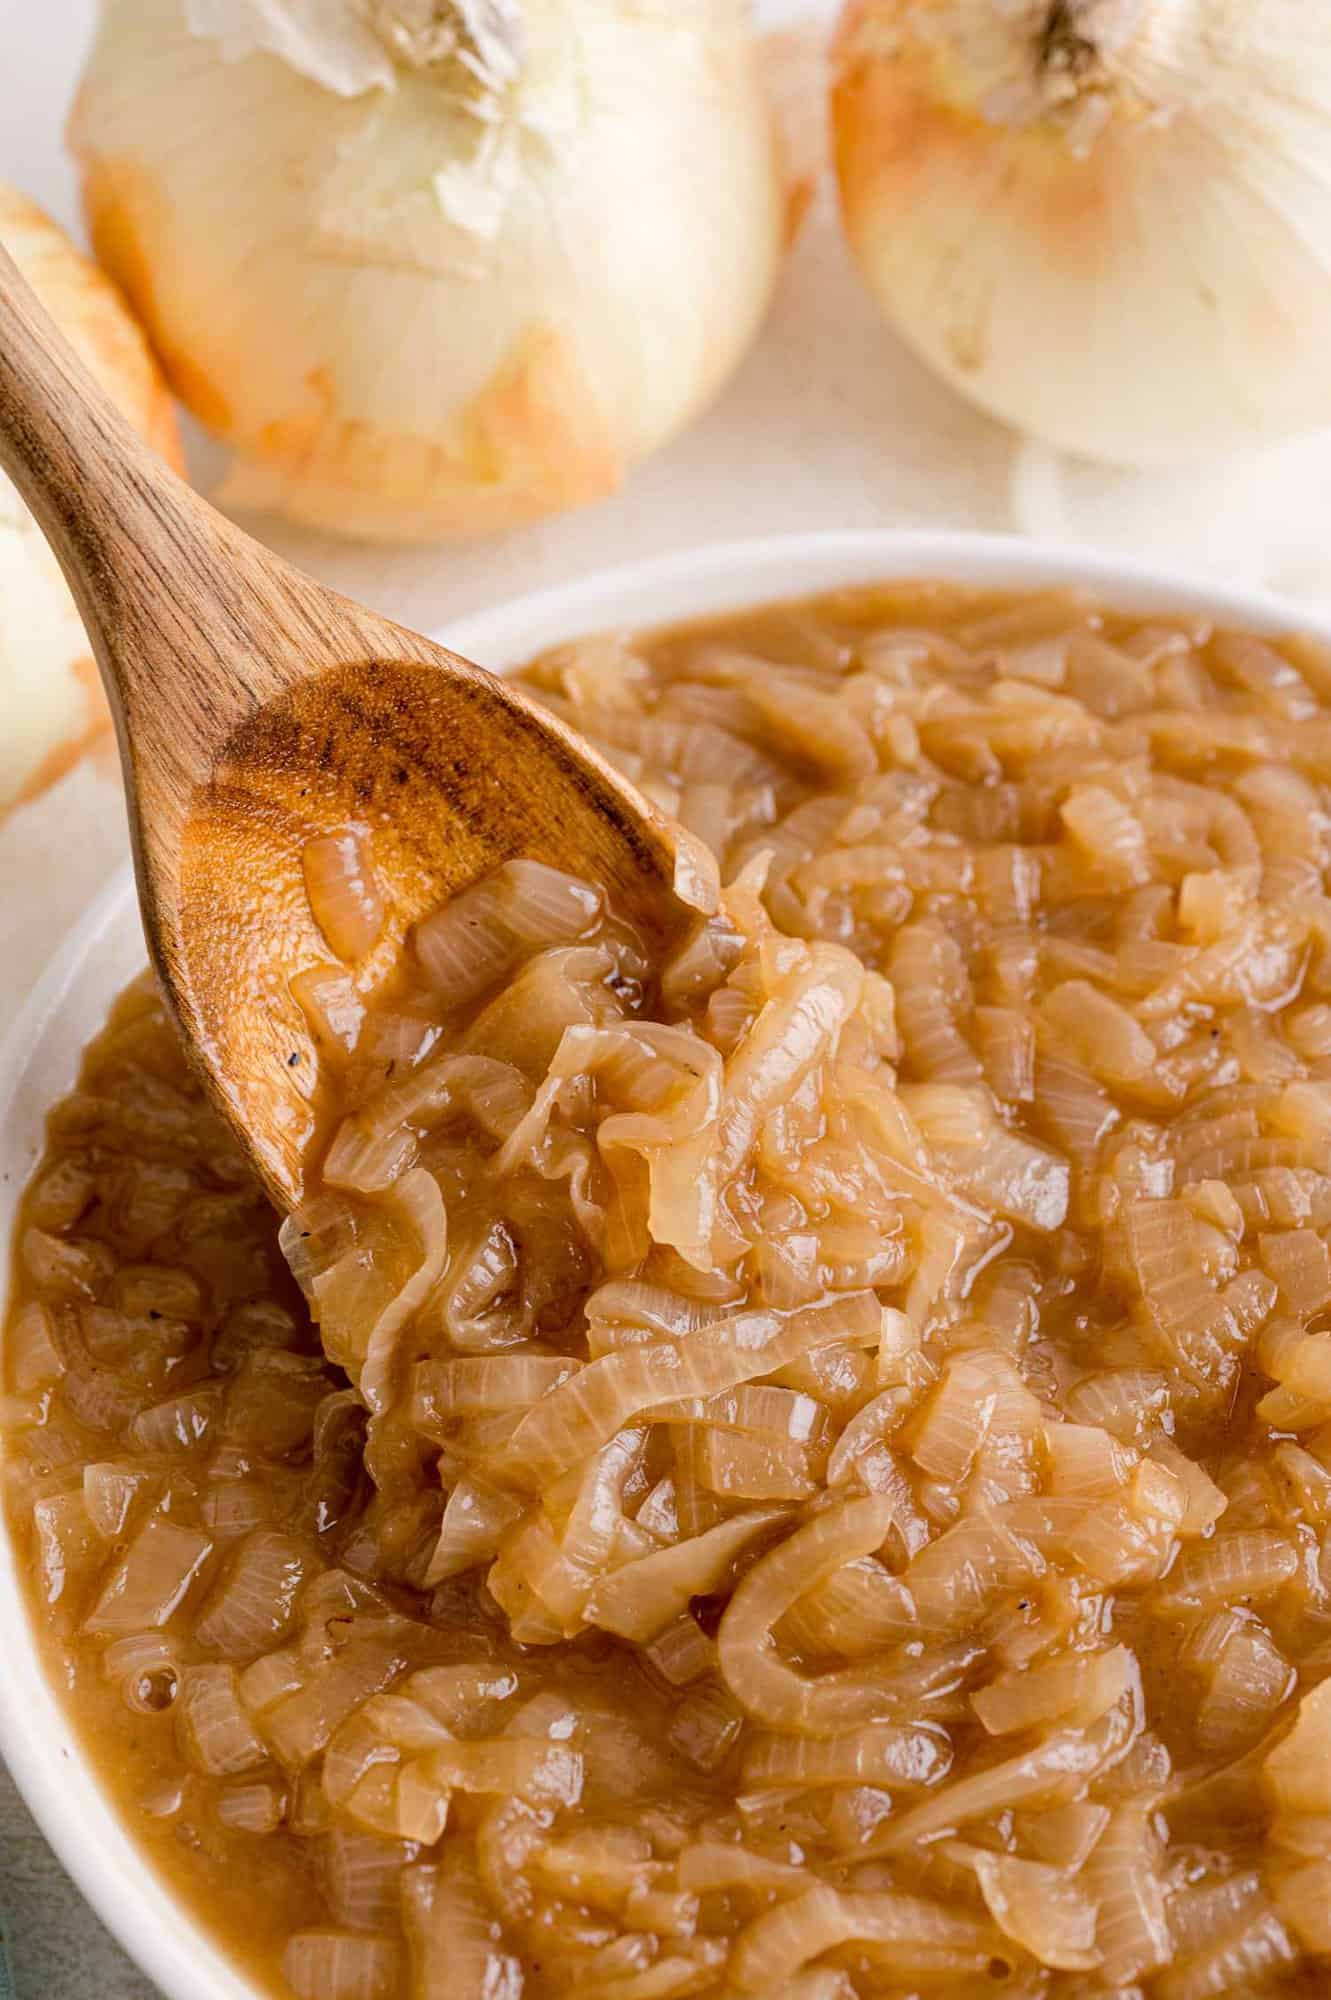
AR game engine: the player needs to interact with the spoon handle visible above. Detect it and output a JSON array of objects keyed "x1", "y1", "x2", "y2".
[{"x1": 0, "y1": 242, "x2": 307, "y2": 817}]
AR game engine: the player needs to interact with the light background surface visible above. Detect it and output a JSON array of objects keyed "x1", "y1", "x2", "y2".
[{"x1": 4, "y1": 3, "x2": 1331, "y2": 1992}]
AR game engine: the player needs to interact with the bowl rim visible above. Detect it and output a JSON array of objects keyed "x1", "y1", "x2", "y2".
[{"x1": 2, "y1": 524, "x2": 1328, "y2": 2000}]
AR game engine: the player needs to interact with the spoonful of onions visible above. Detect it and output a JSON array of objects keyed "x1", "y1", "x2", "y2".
[{"x1": 0, "y1": 245, "x2": 694, "y2": 1207}]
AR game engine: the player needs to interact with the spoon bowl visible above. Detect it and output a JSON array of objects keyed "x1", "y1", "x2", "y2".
[{"x1": 0, "y1": 245, "x2": 688, "y2": 1206}]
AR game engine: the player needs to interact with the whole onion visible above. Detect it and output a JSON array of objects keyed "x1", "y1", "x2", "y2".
[
  {"x1": 71, "y1": 0, "x2": 790, "y2": 542},
  {"x1": 0, "y1": 182, "x2": 180, "y2": 816},
  {"x1": 833, "y1": 0, "x2": 1331, "y2": 466}
]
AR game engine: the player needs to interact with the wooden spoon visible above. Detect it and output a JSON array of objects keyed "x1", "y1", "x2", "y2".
[{"x1": 0, "y1": 245, "x2": 691, "y2": 1208}]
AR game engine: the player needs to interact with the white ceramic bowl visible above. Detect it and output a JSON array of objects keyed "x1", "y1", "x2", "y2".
[{"x1": 0, "y1": 528, "x2": 1322, "y2": 1998}]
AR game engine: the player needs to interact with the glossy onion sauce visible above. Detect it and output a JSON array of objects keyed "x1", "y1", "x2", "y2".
[{"x1": 9, "y1": 584, "x2": 1331, "y2": 2000}]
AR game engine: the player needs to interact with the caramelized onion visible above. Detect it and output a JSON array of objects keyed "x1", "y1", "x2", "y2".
[{"x1": 22, "y1": 585, "x2": 1331, "y2": 1995}]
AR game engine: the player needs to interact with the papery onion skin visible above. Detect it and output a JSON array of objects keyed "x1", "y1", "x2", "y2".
[
  {"x1": 0, "y1": 181, "x2": 181, "y2": 813},
  {"x1": 832, "y1": 0, "x2": 1331, "y2": 465},
  {"x1": 72, "y1": 0, "x2": 788, "y2": 542}
]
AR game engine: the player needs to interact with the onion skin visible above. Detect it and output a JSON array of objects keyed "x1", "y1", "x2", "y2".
[
  {"x1": 71, "y1": 0, "x2": 788, "y2": 543},
  {"x1": 831, "y1": 0, "x2": 1331, "y2": 466},
  {"x1": 0, "y1": 183, "x2": 181, "y2": 816}
]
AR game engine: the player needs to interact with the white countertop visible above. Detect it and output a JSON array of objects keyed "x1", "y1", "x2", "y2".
[{"x1": 6, "y1": 3, "x2": 1331, "y2": 1994}]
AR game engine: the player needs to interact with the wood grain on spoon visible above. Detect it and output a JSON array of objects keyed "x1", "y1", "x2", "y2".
[{"x1": 0, "y1": 244, "x2": 689, "y2": 1208}]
